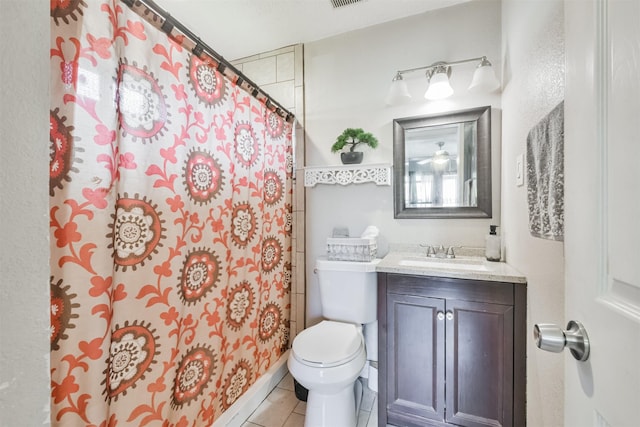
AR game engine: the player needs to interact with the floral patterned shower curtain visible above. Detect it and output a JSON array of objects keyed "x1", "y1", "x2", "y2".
[{"x1": 50, "y1": 1, "x2": 293, "y2": 425}]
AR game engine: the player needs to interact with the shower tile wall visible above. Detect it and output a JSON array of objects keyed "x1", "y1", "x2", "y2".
[{"x1": 232, "y1": 45, "x2": 306, "y2": 342}]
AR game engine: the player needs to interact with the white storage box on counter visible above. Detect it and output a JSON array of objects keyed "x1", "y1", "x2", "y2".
[{"x1": 326, "y1": 236, "x2": 377, "y2": 262}]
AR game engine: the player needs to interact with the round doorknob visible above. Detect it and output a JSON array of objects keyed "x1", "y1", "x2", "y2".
[
  {"x1": 533, "y1": 320, "x2": 590, "y2": 362},
  {"x1": 533, "y1": 323, "x2": 566, "y2": 353}
]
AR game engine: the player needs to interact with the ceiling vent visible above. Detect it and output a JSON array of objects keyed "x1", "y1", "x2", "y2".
[{"x1": 331, "y1": 0, "x2": 363, "y2": 8}]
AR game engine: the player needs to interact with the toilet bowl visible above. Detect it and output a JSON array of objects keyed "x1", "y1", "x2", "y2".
[
  {"x1": 287, "y1": 321, "x2": 366, "y2": 427},
  {"x1": 287, "y1": 257, "x2": 380, "y2": 427}
]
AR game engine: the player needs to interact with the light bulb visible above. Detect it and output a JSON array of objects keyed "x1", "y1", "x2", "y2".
[
  {"x1": 468, "y1": 58, "x2": 500, "y2": 93},
  {"x1": 385, "y1": 73, "x2": 411, "y2": 105},
  {"x1": 424, "y1": 70, "x2": 453, "y2": 100}
]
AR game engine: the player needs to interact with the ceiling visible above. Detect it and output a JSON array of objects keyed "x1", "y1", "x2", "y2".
[{"x1": 155, "y1": 0, "x2": 470, "y2": 61}]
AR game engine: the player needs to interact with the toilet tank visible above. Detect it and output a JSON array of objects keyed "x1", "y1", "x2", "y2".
[{"x1": 316, "y1": 257, "x2": 380, "y2": 324}]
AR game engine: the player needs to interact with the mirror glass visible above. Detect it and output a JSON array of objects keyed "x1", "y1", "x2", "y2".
[{"x1": 393, "y1": 106, "x2": 492, "y2": 218}]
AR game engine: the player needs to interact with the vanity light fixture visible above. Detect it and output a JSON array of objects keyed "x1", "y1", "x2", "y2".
[
  {"x1": 385, "y1": 56, "x2": 500, "y2": 105},
  {"x1": 385, "y1": 72, "x2": 411, "y2": 105},
  {"x1": 468, "y1": 56, "x2": 500, "y2": 93},
  {"x1": 424, "y1": 64, "x2": 454, "y2": 100}
]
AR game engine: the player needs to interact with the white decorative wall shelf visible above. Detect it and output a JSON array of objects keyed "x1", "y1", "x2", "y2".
[{"x1": 304, "y1": 163, "x2": 392, "y2": 187}]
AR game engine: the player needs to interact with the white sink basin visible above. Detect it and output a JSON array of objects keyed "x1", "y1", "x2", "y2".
[{"x1": 398, "y1": 257, "x2": 490, "y2": 272}]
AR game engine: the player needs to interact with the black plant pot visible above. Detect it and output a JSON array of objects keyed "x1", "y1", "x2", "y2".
[{"x1": 340, "y1": 151, "x2": 364, "y2": 165}]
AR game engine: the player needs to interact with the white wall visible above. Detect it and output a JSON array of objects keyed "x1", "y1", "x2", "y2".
[
  {"x1": 0, "y1": 1, "x2": 50, "y2": 425},
  {"x1": 501, "y1": 1, "x2": 565, "y2": 425},
  {"x1": 304, "y1": 0, "x2": 502, "y2": 322}
]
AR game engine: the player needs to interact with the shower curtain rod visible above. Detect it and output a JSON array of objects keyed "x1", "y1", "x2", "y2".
[{"x1": 122, "y1": 0, "x2": 295, "y2": 124}]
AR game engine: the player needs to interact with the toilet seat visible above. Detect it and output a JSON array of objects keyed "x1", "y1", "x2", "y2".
[{"x1": 292, "y1": 320, "x2": 364, "y2": 368}]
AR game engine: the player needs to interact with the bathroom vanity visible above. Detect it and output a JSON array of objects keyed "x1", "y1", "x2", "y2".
[{"x1": 376, "y1": 251, "x2": 526, "y2": 427}]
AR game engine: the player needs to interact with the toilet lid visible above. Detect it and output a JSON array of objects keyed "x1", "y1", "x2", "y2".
[{"x1": 292, "y1": 320, "x2": 363, "y2": 368}]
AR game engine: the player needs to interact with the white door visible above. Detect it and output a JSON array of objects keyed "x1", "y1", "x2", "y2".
[{"x1": 564, "y1": 0, "x2": 640, "y2": 425}]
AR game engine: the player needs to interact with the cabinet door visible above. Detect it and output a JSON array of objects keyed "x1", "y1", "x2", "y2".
[
  {"x1": 445, "y1": 300, "x2": 514, "y2": 427},
  {"x1": 386, "y1": 292, "x2": 445, "y2": 426}
]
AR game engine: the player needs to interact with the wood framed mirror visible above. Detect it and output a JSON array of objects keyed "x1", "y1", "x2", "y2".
[{"x1": 393, "y1": 106, "x2": 492, "y2": 218}]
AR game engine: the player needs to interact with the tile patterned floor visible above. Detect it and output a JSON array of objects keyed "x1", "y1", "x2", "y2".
[{"x1": 242, "y1": 373, "x2": 378, "y2": 427}]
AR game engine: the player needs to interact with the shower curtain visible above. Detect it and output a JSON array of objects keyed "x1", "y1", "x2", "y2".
[{"x1": 50, "y1": 1, "x2": 293, "y2": 425}]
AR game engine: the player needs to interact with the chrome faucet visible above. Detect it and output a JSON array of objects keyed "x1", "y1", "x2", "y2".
[
  {"x1": 423, "y1": 244, "x2": 437, "y2": 257},
  {"x1": 420, "y1": 244, "x2": 456, "y2": 259},
  {"x1": 445, "y1": 246, "x2": 456, "y2": 259}
]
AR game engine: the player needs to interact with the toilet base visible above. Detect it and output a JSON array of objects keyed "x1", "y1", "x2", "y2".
[{"x1": 304, "y1": 382, "x2": 357, "y2": 427}]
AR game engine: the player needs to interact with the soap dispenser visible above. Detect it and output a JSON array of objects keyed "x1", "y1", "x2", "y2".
[{"x1": 485, "y1": 225, "x2": 501, "y2": 261}]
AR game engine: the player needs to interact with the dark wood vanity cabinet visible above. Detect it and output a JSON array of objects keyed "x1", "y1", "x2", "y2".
[{"x1": 377, "y1": 273, "x2": 526, "y2": 427}]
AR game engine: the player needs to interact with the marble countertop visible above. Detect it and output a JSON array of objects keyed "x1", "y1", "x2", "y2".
[{"x1": 376, "y1": 250, "x2": 527, "y2": 284}]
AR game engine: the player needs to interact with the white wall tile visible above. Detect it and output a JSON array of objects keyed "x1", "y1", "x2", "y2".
[
  {"x1": 295, "y1": 170, "x2": 305, "y2": 209},
  {"x1": 277, "y1": 52, "x2": 295, "y2": 82},
  {"x1": 295, "y1": 211, "x2": 305, "y2": 252},
  {"x1": 296, "y1": 252, "x2": 306, "y2": 295},
  {"x1": 232, "y1": 53, "x2": 261, "y2": 64},
  {"x1": 294, "y1": 86, "x2": 305, "y2": 127},
  {"x1": 289, "y1": 320, "x2": 297, "y2": 342},
  {"x1": 291, "y1": 263, "x2": 297, "y2": 295},
  {"x1": 294, "y1": 44, "x2": 304, "y2": 86},
  {"x1": 242, "y1": 56, "x2": 277, "y2": 85},
  {"x1": 296, "y1": 293, "x2": 306, "y2": 328},
  {"x1": 261, "y1": 45, "x2": 294, "y2": 58},
  {"x1": 262, "y1": 81, "x2": 295, "y2": 109},
  {"x1": 295, "y1": 125, "x2": 305, "y2": 162}
]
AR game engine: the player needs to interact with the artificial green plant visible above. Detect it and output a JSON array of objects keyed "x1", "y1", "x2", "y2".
[{"x1": 331, "y1": 128, "x2": 379, "y2": 153}]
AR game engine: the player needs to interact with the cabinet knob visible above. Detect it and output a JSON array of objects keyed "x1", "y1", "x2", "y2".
[
  {"x1": 446, "y1": 311, "x2": 454, "y2": 321},
  {"x1": 437, "y1": 311, "x2": 445, "y2": 321}
]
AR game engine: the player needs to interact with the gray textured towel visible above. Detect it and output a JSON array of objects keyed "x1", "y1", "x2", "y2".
[{"x1": 526, "y1": 101, "x2": 564, "y2": 241}]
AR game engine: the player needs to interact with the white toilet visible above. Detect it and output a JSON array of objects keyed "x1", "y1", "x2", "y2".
[{"x1": 287, "y1": 257, "x2": 380, "y2": 427}]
